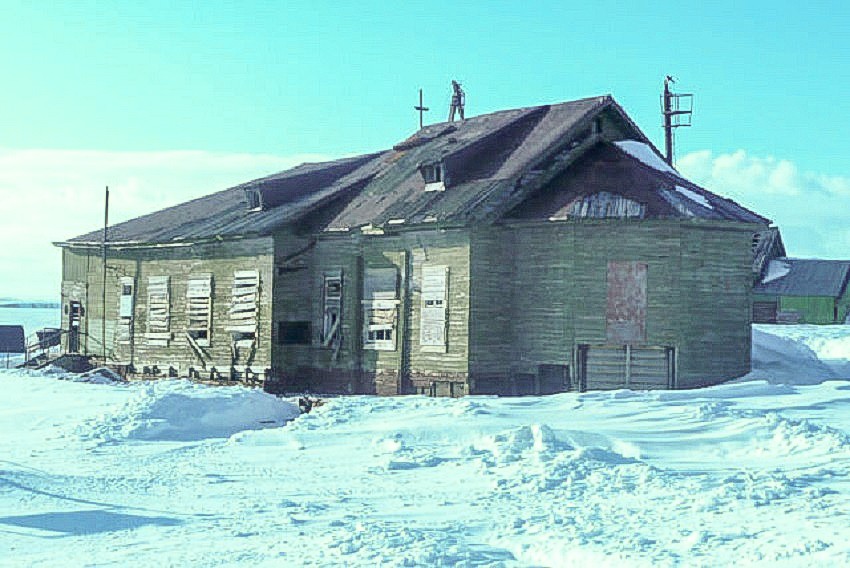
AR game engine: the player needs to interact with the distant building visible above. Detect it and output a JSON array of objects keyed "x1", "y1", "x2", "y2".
[
  {"x1": 753, "y1": 248, "x2": 850, "y2": 325},
  {"x1": 55, "y1": 95, "x2": 769, "y2": 394}
]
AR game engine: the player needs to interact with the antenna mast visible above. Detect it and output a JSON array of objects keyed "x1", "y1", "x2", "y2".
[{"x1": 661, "y1": 76, "x2": 693, "y2": 166}]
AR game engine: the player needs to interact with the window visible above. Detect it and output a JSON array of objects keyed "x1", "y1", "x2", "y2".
[
  {"x1": 226, "y1": 270, "x2": 259, "y2": 347},
  {"x1": 278, "y1": 321, "x2": 311, "y2": 345},
  {"x1": 187, "y1": 274, "x2": 213, "y2": 346},
  {"x1": 119, "y1": 277, "x2": 135, "y2": 318},
  {"x1": 363, "y1": 266, "x2": 399, "y2": 351},
  {"x1": 244, "y1": 188, "x2": 263, "y2": 211},
  {"x1": 421, "y1": 163, "x2": 446, "y2": 192},
  {"x1": 145, "y1": 276, "x2": 170, "y2": 346},
  {"x1": 116, "y1": 277, "x2": 135, "y2": 344},
  {"x1": 423, "y1": 164, "x2": 442, "y2": 183},
  {"x1": 420, "y1": 265, "x2": 448, "y2": 351},
  {"x1": 321, "y1": 271, "x2": 343, "y2": 347}
]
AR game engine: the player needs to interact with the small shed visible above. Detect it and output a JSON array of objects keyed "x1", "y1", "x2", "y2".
[
  {"x1": 753, "y1": 259, "x2": 850, "y2": 324},
  {"x1": 0, "y1": 325, "x2": 26, "y2": 353}
]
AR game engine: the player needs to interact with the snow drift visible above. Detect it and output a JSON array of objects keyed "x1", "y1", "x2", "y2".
[
  {"x1": 77, "y1": 379, "x2": 300, "y2": 442},
  {"x1": 2, "y1": 324, "x2": 850, "y2": 567}
]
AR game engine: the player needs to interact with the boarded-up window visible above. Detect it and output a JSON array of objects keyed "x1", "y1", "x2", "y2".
[
  {"x1": 363, "y1": 267, "x2": 398, "y2": 351},
  {"x1": 226, "y1": 270, "x2": 259, "y2": 347},
  {"x1": 187, "y1": 274, "x2": 212, "y2": 347},
  {"x1": 606, "y1": 261, "x2": 647, "y2": 343},
  {"x1": 321, "y1": 271, "x2": 342, "y2": 348},
  {"x1": 145, "y1": 276, "x2": 170, "y2": 346},
  {"x1": 420, "y1": 265, "x2": 448, "y2": 352},
  {"x1": 116, "y1": 276, "x2": 135, "y2": 344}
]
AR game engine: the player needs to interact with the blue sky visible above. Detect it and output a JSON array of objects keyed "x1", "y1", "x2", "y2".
[{"x1": 1, "y1": 1, "x2": 849, "y2": 299}]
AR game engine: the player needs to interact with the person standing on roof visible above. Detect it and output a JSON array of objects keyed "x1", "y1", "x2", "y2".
[{"x1": 449, "y1": 80, "x2": 465, "y2": 122}]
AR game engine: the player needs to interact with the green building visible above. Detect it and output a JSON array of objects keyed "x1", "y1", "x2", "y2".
[
  {"x1": 56, "y1": 95, "x2": 769, "y2": 394},
  {"x1": 753, "y1": 258, "x2": 850, "y2": 324}
]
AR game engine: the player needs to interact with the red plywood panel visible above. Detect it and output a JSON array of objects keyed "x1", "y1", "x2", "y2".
[{"x1": 606, "y1": 261, "x2": 647, "y2": 343}]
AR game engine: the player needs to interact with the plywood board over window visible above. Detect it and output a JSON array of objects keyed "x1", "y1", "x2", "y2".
[
  {"x1": 226, "y1": 270, "x2": 259, "y2": 347},
  {"x1": 606, "y1": 261, "x2": 647, "y2": 343},
  {"x1": 116, "y1": 276, "x2": 135, "y2": 345},
  {"x1": 363, "y1": 266, "x2": 399, "y2": 351},
  {"x1": 186, "y1": 274, "x2": 212, "y2": 347},
  {"x1": 321, "y1": 271, "x2": 343, "y2": 348},
  {"x1": 145, "y1": 276, "x2": 171, "y2": 346},
  {"x1": 420, "y1": 265, "x2": 449, "y2": 352}
]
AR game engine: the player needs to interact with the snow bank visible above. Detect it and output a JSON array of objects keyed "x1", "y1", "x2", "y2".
[
  {"x1": 743, "y1": 327, "x2": 838, "y2": 384},
  {"x1": 78, "y1": 379, "x2": 300, "y2": 442}
]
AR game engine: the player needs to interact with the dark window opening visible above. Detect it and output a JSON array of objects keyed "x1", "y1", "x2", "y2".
[
  {"x1": 279, "y1": 321, "x2": 311, "y2": 345},
  {"x1": 188, "y1": 329, "x2": 208, "y2": 341},
  {"x1": 244, "y1": 188, "x2": 263, "y2": 211},
  {"x1": 422, "y1": 164, "x2": 442, "y2": 184}
]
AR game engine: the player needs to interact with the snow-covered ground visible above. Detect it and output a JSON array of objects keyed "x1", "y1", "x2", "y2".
[{"x1": 2, "y1": 325, "x2": 850, "y2": 567}]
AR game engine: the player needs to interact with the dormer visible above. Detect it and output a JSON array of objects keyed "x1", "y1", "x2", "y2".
[
  {"x1": 244, "y1": 187, "x2": 264, "y2": 211},
  {"x1": 420, "y1": 162, "x2": 445, "y2": 192}
]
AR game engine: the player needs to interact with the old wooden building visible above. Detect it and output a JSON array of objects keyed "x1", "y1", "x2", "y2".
[
  {"x1": 751, "y1": 228, "x2": 850, "y2": 324},
  {"x1": 56, "y1": 95, "x2": 769, "y2": 394}
]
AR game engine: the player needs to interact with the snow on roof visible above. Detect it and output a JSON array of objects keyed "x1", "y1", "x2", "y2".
[
  {"x1": 676, "y1": 185, "x2": 713, "y2": 210},
  {"x1": 762, "y1": 259, "x2": 792, "y2": 284},
  {"x1": 614, "y1": 140, "x2": 677, "y2": 175}
]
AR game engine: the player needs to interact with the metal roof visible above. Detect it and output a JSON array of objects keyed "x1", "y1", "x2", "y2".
[
  {"x1": 60, "y1": 95, "x2": 768, "y2": 247},
  {"x1": 754, "y1": 259, "x2": 850, "y2": 297}
]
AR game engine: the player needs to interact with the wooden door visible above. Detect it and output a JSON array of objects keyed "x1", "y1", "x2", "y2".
[{"x1": 68, "y1": 300, "x2": 82, "y2": 353}]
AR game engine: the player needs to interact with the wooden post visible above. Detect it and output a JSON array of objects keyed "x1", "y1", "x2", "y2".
[{"x1": 102, "y1": 186, "x2": 109, "y2": 363}]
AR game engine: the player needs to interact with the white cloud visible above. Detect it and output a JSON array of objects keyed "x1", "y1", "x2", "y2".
[
  {"x1": 678, "y1": 149, "x2": 850, "y2": 260},
  {"x1": 0, "y1": 149, "x2": 332, "y2": 300}
]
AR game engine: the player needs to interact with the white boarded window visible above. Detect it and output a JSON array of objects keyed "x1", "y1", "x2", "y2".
[
  {"x1": 186, "y1": 274, "x2": 212, "y2": 347},
  {"x1": 420, "y1": 265, "x2": 448, "y2": 351},
  {"x1": 116, "y1": 276, "x2": 135, "y2": 344},
  {"x1": 226, "y1": 270, "x2": 259, "y2": 347},
  {"x1": 363, "y1": 267, "x2": 399, "y2": 351},
  {"x1": 321, "y1": 271, "x2": 343, "y2": 348},
  {"x1": 145, "y1": 276, "x2": 170, "y2": 346}
]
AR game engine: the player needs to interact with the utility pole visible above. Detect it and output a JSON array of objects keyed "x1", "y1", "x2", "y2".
[
  {"x1": 661, "y1": 76, "x2": 693, "y2": 166},
  {"x1": 102, "y1": 186, "x2": 109, "y2": 363},
  {"x1": 414, "y1": 89, "x2": 429, "y2": 129}
]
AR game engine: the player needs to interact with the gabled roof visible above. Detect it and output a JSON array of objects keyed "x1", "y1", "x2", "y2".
[
  {"x1": 506, "y1": 141, "x2": 768, "y2": 223},
  {"x1": 752, "y1": 227, "x2": 786, "y2": 278},
  {"x1": 60, "y1": 94, "x2": 767, "y2": 247},
  {"x1": 755, "y1": 259, "x2": 850, "y2": 297}
]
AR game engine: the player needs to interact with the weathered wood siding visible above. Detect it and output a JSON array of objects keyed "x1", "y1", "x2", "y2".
[
  {"x1": 677, "y1": 224, "x2": 754, "y2": 387},
  {"x1": 272, "y1": 229, "x2": 470, "y2": 395},
  {"x1": 470, "y1": 220, "x2": 756, "y2": 392},
  {"x1": 60, "y1": 238, "x2": 274, "y2": 375}
]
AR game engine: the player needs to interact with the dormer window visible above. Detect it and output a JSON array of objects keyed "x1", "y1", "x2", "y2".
[
  {"x1": 421, "y1": 162, "x2": 446, "y2": 192},
  {"x1": 423, "y1": 163, "x2": 442, "y2": 183},
  {"x1": 244, "y1": 188, "x2": 263, "y2": 211}
]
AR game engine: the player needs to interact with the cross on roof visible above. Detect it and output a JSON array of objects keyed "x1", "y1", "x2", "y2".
[{"x1": 414, "y1": 88, "x2": 429, "y2": 129}]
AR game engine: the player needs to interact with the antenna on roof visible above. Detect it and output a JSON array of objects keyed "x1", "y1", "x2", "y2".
[
  {"x1": 448, "y1": 80, "x2": 466, "y2": 122},
  {"x1": 414, "y1": 88, "x2": 429, "y2": 129},
  {"x1": 661, "y1": 75, "x2": 693, "y2": 166}
]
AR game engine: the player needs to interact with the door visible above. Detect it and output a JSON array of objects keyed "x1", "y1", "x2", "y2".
[{"x1": 68, "y1": 301, "x2": 82, "y2": 353}]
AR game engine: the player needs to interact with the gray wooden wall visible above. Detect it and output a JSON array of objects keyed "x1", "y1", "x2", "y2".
[{"x1": 60, "y1": 238, "x2": 274, "y2": 375}]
